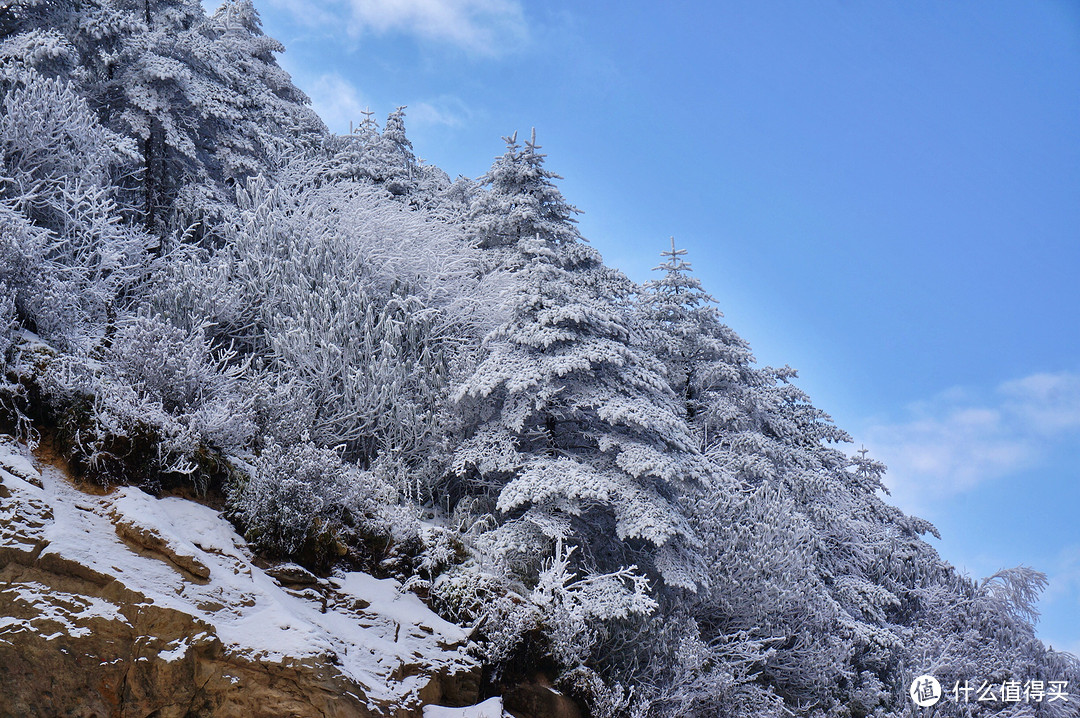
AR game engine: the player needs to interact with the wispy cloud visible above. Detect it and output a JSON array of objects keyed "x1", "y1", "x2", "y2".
[
  {"x1": 861, "y1": 371, "x2": 1080, "y2": 514},
  {"x1": 345, "y1": 0, "x2": 527, "y2": 55},
  {"x1": 306, "y1": 72, "x2": 370, "y2": 134},
  {"x1": 1000, "y1": 372, "x2": 1080, "y2": 433},
  {"x1": 407, "y1": 96, "x2": 473, "y2": 128},
  {"x1": 265, "y1": 0, "x2": 528, "y2": 56}
]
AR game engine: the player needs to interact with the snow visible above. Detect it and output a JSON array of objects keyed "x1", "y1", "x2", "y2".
[
  {"x1": 0, "y1": 443, "x2": 37, "y2": 484},
  {"x1": 158, "y1": 636, "x2": 190, "y2": 662},
  {"x1": 0, "y1": 582, "x2": 131, "y2": 641},
  {"x1": 0, "y1": 439, "x2": 474, "y2": 710},
  {"x1": 333, "y1": 572, "x2": 468, "y2": 645},
  {"x1": 423, "y1": 697, "x2": 507, "y2": 718}
]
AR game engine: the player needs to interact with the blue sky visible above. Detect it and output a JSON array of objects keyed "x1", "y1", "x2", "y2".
[{"x1": 246, "y1": 0, "x2": 1080, "y2": 654}]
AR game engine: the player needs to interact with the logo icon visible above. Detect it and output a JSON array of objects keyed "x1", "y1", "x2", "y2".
[{"x1": 910, "y1": 675, "x2": 942, "y2": 707}]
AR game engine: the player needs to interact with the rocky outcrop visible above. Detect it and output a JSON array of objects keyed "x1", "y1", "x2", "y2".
[
  {"x1": 502, "y1": 679, "x2": 583, "y2": 718},
  {"x1": 0, "y1": 437, "x2": 480, "y2": 717}
]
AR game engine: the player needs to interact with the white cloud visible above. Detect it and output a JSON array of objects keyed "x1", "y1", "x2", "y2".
[
  {"x1": 860, "y1": 371, "x2": 1080, "y2": 515},
  {"x1": 1000, "y1": 372, "x2": 1080, "y2": 434},
  {"x1": 345, "y1": 0, "x2": 527, "y2": 55},
  {"x1": 305, "y1": 72, "x2": 370, "y2": 135},
  {"x1": 263, "y1": 0, "x2": 339, "y2": 28},
  {"x1": 407, "y1": 96, "x2": 472, "y2": 128},
  {"x1": 267, "y1": 0, "x2": 528, "y2": 56}
]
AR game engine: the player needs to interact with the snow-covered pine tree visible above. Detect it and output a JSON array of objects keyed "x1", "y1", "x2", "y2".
[
  {"x1": 375, "y1": 106, "x2": 418, "y2": 196},
  {"x1": 638, "y1": 236, "x2": 756, "y2": 431},
  {"x1": 630, "y1": 240, "x2": 842, "y2": 711},
  {"x1": 466, "y1": 129, "x2": 581, "y2": 258},
  {"x1": 202, "y1": 0, "x2": 324, "y2": 180},
  {"x1": 453, "y1": 131, "x2": 709, "y2": 594},
  {"x1": 328, "y1": 107, "x2": 380, "y2": 182},
  {"x1": 637, "y1": 239, "x2": 944, "y2": 711},
  {"x1": 903, "y1": 564, "x2": 1080, "y2": 718},
  {"x1": 8, "y1": 0, "x2": 324, "y2": 233},
  {"x1": 328, "y1": 106, "x2": 420, "y2": 198}
]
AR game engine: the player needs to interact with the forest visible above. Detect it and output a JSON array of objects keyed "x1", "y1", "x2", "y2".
[{"x1": 0, "y1": 1, "x2": 1076, "y2": 715}]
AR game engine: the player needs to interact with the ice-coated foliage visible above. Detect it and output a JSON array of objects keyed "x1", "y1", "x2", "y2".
[
  {"x1": 0, "y1": 280, "x2": 15, "y2": 358},
  {"x1": 229, "y1": 437, "x2": 395, "y2": 556},
  {"x1": 0, "y1": 68, "x2": 150, "y2": 347},
  {"x1": 530, "y1": 539, "x2": 656, "y2": 666},
  {"x1": 2, "y1": 7, "x2": 1076, "y2": 716},
  {"x1": 454, "y1": 137, "x2": 710, "y2": 595},
  {"x1": 25, "y1": 313, "x2": 254, "y2": 486},
  {"x1": 0, "y1": 0, "x2": 324, "y2": 230}
]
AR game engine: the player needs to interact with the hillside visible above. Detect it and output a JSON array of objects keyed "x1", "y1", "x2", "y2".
[
  {"x1": 0, "y1": 1, "x2": 1076, "y2": 716},
  {"x1": 0, "y1": 435, "x2": 481, "y2": 715}
]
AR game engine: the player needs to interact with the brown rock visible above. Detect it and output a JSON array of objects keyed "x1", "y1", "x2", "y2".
[
  {"x1": 111, "y1": 513, "x2": 212, "y2": 582},
  {"x1": 0, "y1": 444, "x2": 481, "y2": 718},
  {"x1": 266, "y1": 562, "x2": 320, "y2": 587},
  {"x1": 502, "y1": 677, "x2": 584, "y2": 718}
]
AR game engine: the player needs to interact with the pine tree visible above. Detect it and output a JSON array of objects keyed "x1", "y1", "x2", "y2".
[
  {"x1": 328, "y1": 107, "x2": 379, "y2": 182},
  {"x1": 327, "y1": 106, "x2": 424, "y2": 198},
  {"x1": 376, "y1": 106, "x2": 417, "y2": 196},
  {"x1": 454, "y1": 132, "x2": 709, "y2": 593},
  {"x1": 637, "y1": 239, "x2": 931, "y2": 710},
  {"x1": 467, "y1": 129, "x2": 582, "y2": 251},
  {"x1": 3, "y1": 0, "x2": 325, "y2": 232},
  {"x1": 638, "y1": 236, "x2": 755, "y2": 430},
  {"x1": 203, "y1": 0, "x2": 324, "y2": 181}
]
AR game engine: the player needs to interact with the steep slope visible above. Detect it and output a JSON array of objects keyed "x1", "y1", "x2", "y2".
[{"x1": 0, "y1": 436, "x2": 479, "y2": 717}]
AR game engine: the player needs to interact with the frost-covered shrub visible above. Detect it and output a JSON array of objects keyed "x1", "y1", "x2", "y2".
[
  {"x1": 154, "y1": 169, "x2": 503, "y2": 487},
  {"x1": 26, "y1": 314, "x2": 254, "y2": 485},
  {"x1": 446, "y1": 536, "x2": 657, "y2": 687},
  {"x1": 0, "y1": 68, "x2": 149, "y2": 349},
  {"x1": 531, "y1": 540, "x2": 656, "y2": 668},
  {"x1": 403, "y1": 525, "x2": 467, "y2": 589},
  {"x1": 0, "y1": 286, "x2": 30, "y2": 441},
  {"x1": 557, "y1": 666, "x2": 633, "y2": 718},
  {"x1": 229, "y1": 437, "x2": 395, "y2": 557},
  {"x1": 431, "y1": 563, "x2": 508, "y2": 625},
  {"x1": 450, "y1": 547, "x2": 656, "y2": 718},
  {"x1": 104, "y1": 314, "x2": 253, "y2": 447},
  {"x1": 108, "y1": 315, "x2": 241, "y2": 415}
]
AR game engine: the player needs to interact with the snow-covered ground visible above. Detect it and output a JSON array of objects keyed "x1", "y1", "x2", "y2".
[
  {"x1": 0, "y1": 436, "x2": 476, "y2": 710},
  {"x1": 424, "y1": 697, "x2": 508, "y2": 717}
]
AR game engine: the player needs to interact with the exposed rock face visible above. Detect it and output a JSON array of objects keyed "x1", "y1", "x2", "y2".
[
  {"x1": 502, "y1": 680, "x2": 583, "y2": 718},
  {"x1": 0, "y1": 437, "x2": 479, "y2": 717}
]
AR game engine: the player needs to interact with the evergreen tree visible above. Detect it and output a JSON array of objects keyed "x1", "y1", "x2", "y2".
[
  {"x1": 638, "y1": 236, "x2": 755, "y2": 430},
  {"x1": 203, "y1": 0, "x2": 324, "y2": 181},
  {"x1": 637, "y1": 239, "x2": 944, "y2": 711},
  {"x1": 454, "y1": 132, "x2": 709, "y2": 594},
  {"x1": 1, "y1": 0, "x2": 324, "y2": 232},
  {"x1": 326, "y1": 106, "x2": 443, "y2": 203},
  {"x1": 375, "y1": 106, "x2": 417, "y2": 196},
  {"x1": 467, "y1": 129, "x2": 582, "y2": 251},
  {"x1": 327, "y1": 107, "x2": 380, "y2": 183}
]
